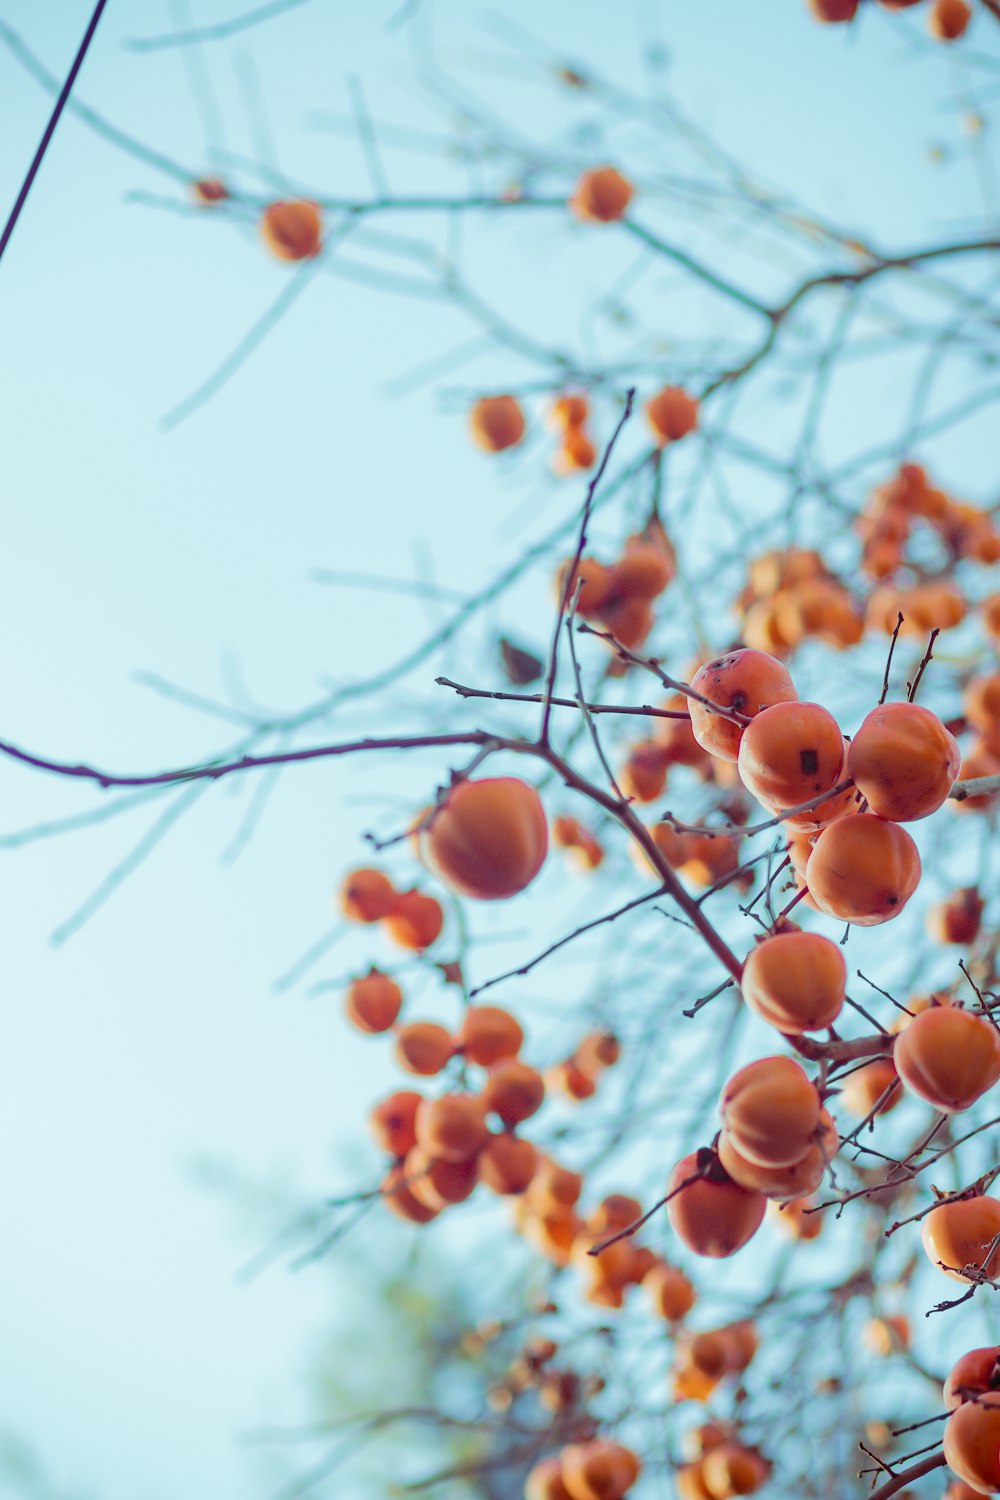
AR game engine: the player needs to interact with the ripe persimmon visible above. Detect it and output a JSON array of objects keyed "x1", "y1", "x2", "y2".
[
  {"x1": 394, "y1": 1020, "x2": 454, "y2": 1076},
  {"x1": 570, "y1": 166, "x2": 634, "y2": 223},
  {"x1": 737, "y1": 700, "x2": 845, "y2": 822},
  {"x1": 838, "y1": 1057, "x2": 900, "y2": 1118},
  {"x1": 383, "y1": 889, "x2": 444, "y2": 949},
  {"x1": 600, "y1": 596, "x2": 655, "y2": 649},
  {"x1": 944, "y1": 1394, "x2": 1000, "y2": 1494},
  {"x1": 846, "y1": 702, "x2": 960, "y2": 821},
  {"x1": 192, "y1": 177, "x2": 228, "y2": 204},
  {"x1": 381, "y1": 1162, "x2": 439, "y2": 1224},
  {"x1": 483, "y1": 1059, "x2": 545, "y2": 1127},
  {"x1": 553, "y1": 427, "x2": 597, "y2": 475},
  {"x1": 368, "y1": 1089, "x2": 423, "y2": 1157},
  {"x1": 561, "y1": 1440, "x2": 640, "y2": 1500},
  {"x1": 944, "y1": 1347, "x2": 1000, "y2": 1410},
  {"x1": 339, "y1": 866, "x2": 397, "y2": 923},
  {"x1": 418, "y1": 778, "x2": 548, "y2": 900},
  {"x1": 549, "y1": 393, "x2": 589, "y2": 430},
  {"x1": 456, "y1": 1004, "x2": 524, "y2": 1066},
  {"x1": 643, "y1": 1261, "x2": 696, "y2": 1320},
  {"x1": 556, "y1": 557, "x2": 614, "y2": 617},
  {"x1": 666, "y1": 1150, "x2": 766, "y2": 1258},
  {"x1": 576, "y1": 1030, "x2": 621, "y2": 1073},
  {"x1": 527, "y1": 1157, "x2": 584, "y2": 1213},
  {"x1": 415, "y1": 1093, "x2": 489, "y2": 1161},
  {"x1": 674, "y1": 1462, "x2": 714, "y2": 1500},
  {"x1": 717, "y1": 1125, "x2": 832, "y2": 1202},
  {"x1": 547, "y1": 1058, "x2": 598, "y2": 1101},
  {"x1": 928, "y1": 887, "x2": 984, "y2": 945},
  {"x1": 964, "y1": 674, "x2": 1000, "y2": 745},
  {"x1": 922, "y1": 1195, "x2": 1000, "y2": 1280},
  {"x1": 894, "y1": 1006, "x2": 1000, "y2": 1113},
  {"x1": 770, "y1": 1197, "x2": 824, "y2": 1240},
  {"x1": 701, "y1": 1444, "x2": 769, "y2": 1498},
  {"x1": 478, "y1": 1132, "x2": 539, "y2": 1195},
  {"x1": 260, "y1": 200, "x2": 322, "y2": 260},
  {"x1": 720, "y1": 1056, "x2": 821, "y2": 1169},
  {"x1": 620, "y1": 742, "x2": 671, "y2": 803},
  {"x1": 345, "y1": 968, "x2": 403, "y2": 1033},
  {"x1": 688, "y1": 650, "x2": 798, "y2": 763},
  {"x1": 469, "y1": 395, "x2": 526, "y2": 452},
  {"x1": 740, "y1": 931, "x2": 846, "y2": 1033},
  {"x1": 526, "y1": 1458, "x2": 574, "y2": 1500},
  {"x1": 405, "y1": 1145, "x2": 479, "y2": 1208},
  {"x1": 587, "y1": 1193, "x2": 642, "y2": 1236},
  {"x1": 953, "y1": 743, "x2": 1000, "y2": 813},
  {"x1": 808, "y1": 0, "x2": 859, "y2": 18},
  {"x1": 804, "y1": 813, "x2": 921, "y2": 925},
  {"x1": 930, "y1": 0, "x2": 972, "y2": 40},
  {"x1": 610, "y1": 544, "x2": 673, "y2": 602},
  {"x1": 646, "y1": 386, "x2": 698, "y2": 445}
]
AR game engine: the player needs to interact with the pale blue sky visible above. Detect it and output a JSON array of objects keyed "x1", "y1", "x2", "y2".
[{"x1": 0, "y1": 2, "x2": 997, "y2": 1497}]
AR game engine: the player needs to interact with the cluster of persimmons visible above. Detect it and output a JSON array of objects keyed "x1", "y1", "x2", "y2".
[
  {"x1": 331, "y1": 586, "x2": 1000, "y2": 1496},
  {"x1": 810, "y1": 0, "x2": 975, "y2": 40}
]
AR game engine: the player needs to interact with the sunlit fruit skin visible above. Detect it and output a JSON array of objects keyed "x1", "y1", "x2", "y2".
[
  {"x1": 525, "y1": 1458, "x2": 574, "y2": 1500},
  {"x1": 894, "y1": 1007, "x2": 1000, "y2": 1113},
  {"x1": 945, "y1": 1348, "x2": 1000, "y2": 1411},
  {"x1": 808, "y1": 0, "x2": 859, "y2": 18},
  {"x1": 383, "y1": 889, "x2": 444, "y2": 949},
  {"x1": 688, "y1": 650, "x2": 798, "y2": 763},
  {"x1": 737, "y1": 701, "x2": 846, "y2": 822},
  {"x1": 482, "y1": 1059, "x2": 544, "y2": 1127},
  {"x1": 717, "y1": 1125, "x2": 830, "y2": 1202},
  {"x1": 944, "y1": 1394, "x2": 1000, "y2": 1494},
  {"x1": 610, "y1": 545, "x2": 673, "y2": 602},
  {"x1": 368, "y1": 1090, "x2": 423, "y2": 1158},
  {"x1": 804, "y1": 813, "x2": 920, "y2": 925},
  {"x1": 527, "y1": 1157, "x2": 584, "y2": 1213},
  {"x1": 380, "y1": 1162, "x2": 440, "y2": 1224},
  {"x1": 643, "y1": 1261, "x2": 696, "y2": 1320},
  {"x1": 339, "y1": 867, "x2": 396, "y2": 922},
  {"x1": 847, "y1": 702, "x2": 961, "y2": 821},
  {"x1": 418, "y1": 777, "x2": 548, "y2": 900},
  {"x1": 838, "y1": 1057, "x2": 901, "y2": 1118},
  {"x1": 456, "y1": 1004, "x2": 524, "y2": 1066},
  {"x1": 675, "y1": 1461, "x2": 715, "y2": 1500},
  {"x1": 478, "y1": 1132, "x2": 538, "y2": 1194},
  {"x1": 469, "y1": 395, "x2": 526, "y2": 452},
  {"x1": 922, "y1": 1196, "x2": 1000, "y2": 1281},
  {"x1": 393, "y1": 1021, "x2": 454, "y2": 1076},
  {"x1": 560, "y1": 1440, "x2": 640, "y2": 1500},
  {"x1": 414, "y1": 1094, "x2": 489, "y2": 1162},
  {"x1": 405, "y1": 1146, "x2": 479, "y2": 1209},
  {"x1": 770, "y1": 1196, "x2": 824, "y2": 1240},
  {"x1": 929, "y1": 887, "x2": 985, "y2": 946},
  {"x1": 720, "y1": 1056, "x2": 821, "y2": 1168},
  {"x1": 740, "y1": 930, "x2": 846, "y2": 1032},
  {"x1": 556, "y1": 556, "x2": 614, "y2": 617},
  {"x1": 345, "y1": 969, "x2": 403, "y2": 1033},
  {"x1": 570, "y1": 166, "x2": 634, "y2": 223},
  {"x1": 549, "y1": 393, "x2": 589, "y2": 431},
  {"x1": 646, "y1": 386, "x2": 699, "y2": 445},
  {"x1": 930, "y1": 0, "x2": 972, "y2": 41},
  {"x1": 260, "y1": 200, "x2": 323, "y2": 260},
  {"x1": 701, "y1": 1443, "x2": 770, "y2": 1499},
  {"x1": 666, "y1": 1151, "x2": 766, "y2": 1258}
]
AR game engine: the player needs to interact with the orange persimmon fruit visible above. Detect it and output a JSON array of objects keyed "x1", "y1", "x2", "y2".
[
  {"x1": 688, "y1": 650, "x2": 797, "y2": 763},
  {"x1": 418, "y1": 778, "x2": 548, "y2": 900},
  {"x1": 740, "y1": 930, "x2": 846, "y2": 1033}
]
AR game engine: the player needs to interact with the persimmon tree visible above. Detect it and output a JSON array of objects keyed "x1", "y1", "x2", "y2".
[{"x1": 4, "y1": 2, "x2": 1000, "y2": 1498}]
